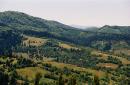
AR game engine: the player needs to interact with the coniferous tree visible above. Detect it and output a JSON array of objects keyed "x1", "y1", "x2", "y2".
[
  {"x1": 34, "y1": 73, "x2": 42, "y2": 85},
  {"x1": 58, "y1": 73, "x2": 64, "y2": 85},
  {"x1": 70, "y1": 76, "x2": 76, "y2": 85},
  {"x1": 0, "y1": 71, "x2": 9, "y2": 85},
  {"x1": 94, "y1": 75, "x2": 100, "y2": 85}
]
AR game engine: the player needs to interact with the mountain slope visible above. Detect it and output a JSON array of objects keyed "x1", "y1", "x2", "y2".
[
  {"x1": 0, "y1": 11, "x2": 130, "y2": 85},
  {"x1": 0, "y1": 11, "x2": 89, "y2": 45},
  {"x1": 98, "y1": 25, "x2": 130, "y2": 34},
  {"x1": 0, "y1": 11, "x2": 130, "y2": 51}
]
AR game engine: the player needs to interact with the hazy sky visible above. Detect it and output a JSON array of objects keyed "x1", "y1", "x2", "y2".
[{"x1": 0, "y1": 0, "x2": 130, "y2": 26}]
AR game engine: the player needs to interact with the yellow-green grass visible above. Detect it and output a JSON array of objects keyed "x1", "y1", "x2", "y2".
[
  {"x1": 42, "y1": 57, "x2": 55, "y2": 62},
  {"x1": 96, "y1": 63, "x2": 118, "y2": 69},
  {"x1": 39, "y1": 78, "x2": 55, "y2": 85},
  {"x1": 11, "y1": 58, "x2": 18, "y2": 65},
  {"x1": 113, "y1": 56, "x2": 130, "y2": 64},
  {"x1": 16, "y1": 80, "x2": 25, "y2": 85},
  {"x1": 16, "y1": 67, "x2": 48, "y2": 81},
  {"x1": 0, "y1": 57, "x2": 8, "y2": 62},
  {"x1": 91, "y1": 51, "x2": 108, "y2": 60},
  {"x1": 43, "y1": 61, "x2": 105, "y2": 78},
  {"x1": 114, "y1": 49, "x2": 130, "y2": 56},
  {"x1": 59, "y1": 42, "x2": 79, "y2": 50},
  {"x1": 13, "y1": 52, "x2": 29, "y2": 58},
  {"x1": 92, "y1": 51, "x2": 130, "y2": 65},
  {"x1": 23, "y1": 35, "x2": 47, "y2": 46}
]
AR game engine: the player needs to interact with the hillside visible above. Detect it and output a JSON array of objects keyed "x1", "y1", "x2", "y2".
[
  {"x1": 0, "y1": 11, "x2": 130, "y2": 49},
  {"x1": 98, "y1": 25, "x2": 130, "y2": 34},
  {"x1": 0, "y1": 11, "x2": 130, "y2": 85}
]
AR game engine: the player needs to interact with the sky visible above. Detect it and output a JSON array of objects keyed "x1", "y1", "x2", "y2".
[{"x1": 0, "y1": 0, "x2": 130, "y2": 26}]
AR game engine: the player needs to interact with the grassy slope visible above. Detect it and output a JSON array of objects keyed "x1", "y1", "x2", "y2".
[{"x1": 0, "y1": 11, "x2": 130, "y2": 85}]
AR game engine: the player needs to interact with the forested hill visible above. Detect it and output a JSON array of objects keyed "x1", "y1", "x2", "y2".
[
  {"x1": 0, "y1": 11, "x2": 81, "y2": 31},
  {"x1": 0, "y1": 11, "x2": 130, "y2": 85},
  {"x1": 0, "y1": 11, "x2": 130, "y2": 50},
  {"x1": 0, "y1": 11, "x2": 130, "y2": 51},
  {"x1": 97, "y1": 25, "x2": 130, "y2": 34},
  {"x1": 0, "y1": 11, "x2": 87, "y2": 44}
]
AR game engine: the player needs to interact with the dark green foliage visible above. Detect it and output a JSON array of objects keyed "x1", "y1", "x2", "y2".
[
  {"x1": 10, "y1": 76, "x2": 16, "y2": 85},
  {"x1": 0, "y1": 30, "x2": 22, "y2": 55},
  {"x1": 69, "y1": 76, "x2": 76, "y2": 85},
  {"x1": 34, "y1": 73, "x2": 42, "y2": 85},
  {"x1": 107, "y1": 56, "x2": 122, "y2": 65},
  {"x1": 1, "y1": 11, "x2": 130, "y2": 51},
  {"x1": 44, "y1": 73, "x2": 58, "y2": 80},
  {"x1": 0, "y1": 71, "x2": 9, "y2": 85},
  {"x1": 58, "y1": 73, "x2": 64, "y2": 85},
  {"x1": 9, "y1": 71, "x2": 17, "y2": 85},
  {"x1": 94, "y1": 75, "x2": 100, "y2": 85},
  {"x1": 0, "y1": 11, "x2": 130, "y2": 85},
  {"x1": 16, "y1": 58, "x2": 35, "y2": 68}
]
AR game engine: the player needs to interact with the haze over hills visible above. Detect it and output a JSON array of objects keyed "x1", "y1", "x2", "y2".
[
  {"x1": 0, "y1": 11, "x2": 130, "y2": 85},
  {"x1": 70, "y1": 24, "x2": 99, "y2": 30},
  {"x1": 70, "y1": 25, "x2": 86, "y2": 29}
]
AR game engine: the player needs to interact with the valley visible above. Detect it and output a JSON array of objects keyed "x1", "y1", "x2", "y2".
[{"x1": 0, "y1": 11, "x2": 130, "y2": 85}]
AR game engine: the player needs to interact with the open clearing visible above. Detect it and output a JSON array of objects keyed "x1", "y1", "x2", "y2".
[
  {"x1": 97, "y1": 63, "x2": 118, "y2": 69},
  {"x1": 59, "y1": 42, "x2": 79, "y2": 50},
  {"x1": 23, "y1": 35, "x2": 47, "y2": 46},
  {"x1": 43, "y1": 61, "x2": 105, "y2": 78},
  {"x1": 16, "y1": 67, "x2": 48, "y2": 81},
  {"x1": 92, "y1": 51, "x2": 130, "y2": 65}
]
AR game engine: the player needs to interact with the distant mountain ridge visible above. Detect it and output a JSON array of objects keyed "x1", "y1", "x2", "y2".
[
  {"x1": 0, "y1": 11, "x2": 130, "y2": 34},
  {"x1": 97, "y1": 25, "x2": 130, "y2": 34}
]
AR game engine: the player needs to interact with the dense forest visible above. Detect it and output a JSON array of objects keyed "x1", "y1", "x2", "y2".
[{"x1": 0, "y1": 11, "x2": 130, "y2": 85}]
